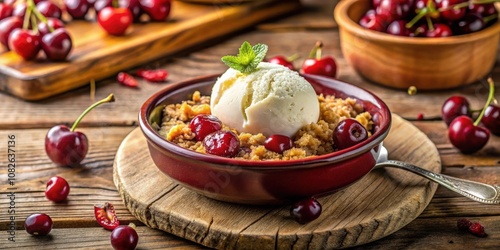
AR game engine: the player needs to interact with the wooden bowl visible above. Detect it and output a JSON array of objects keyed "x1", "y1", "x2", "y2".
[{"x1": 334, "y1": 0, "x2": 500, "y2": 90}]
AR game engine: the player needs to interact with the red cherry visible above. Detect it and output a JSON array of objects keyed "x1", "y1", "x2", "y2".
[
  {"x1": 63, "y1": 0, "x2": 91, "y2": 19},
  {"x1": 139, "y1": 0, "x2": 171, "y2": 21},
  {"x1": 189, "y1": 114, "x2": 222, "y2": 141},
  {"x1": 12, "y1": 3, "x2": 26, "y2": 19},
  {"x1": 8, "y1": 28, "x2": 41, "y2": 60},
  {"x1": 119, "y1": 0, "x2": 143, "y2": 22},
  {"x1": 410, "y1": 23, "x2": 428, "y2": 37},
  {"x1": 0, "y1": 16, "x2": 22, "y2": 49},
  {"x1": 45, "y1": 176, "x2": 70, "y2": 202},
  {"x1": 24, "y1": 213, "x2": 53, "y2": 236},
  {"x1": 41, "y1": 28, "x2": 72, "y2": 61},
  {"x1": 93, "y1": 0, "x2": 112, "y2": 12},
  {"x1": 448, "y1": 116, "x2": 489, "y2": 154},
  {"x1": 452, "y1": 13, "x2": 485, "y2": 35},
  {"x1": 267, "y1": 55, "x2": 295, "y2": 70},
  {"x1": 97, "y1": 7, "x2": 133, "y2": 36},
  {"x1": 359, "y1": 12, "x2": 387, "y2": 32},
  {"x1": 482, "y1": 105, "x2": 500, "y2": 136},
  {"x1": 264, "y1": 134, "x2": 293, "y2": 154},
  {"x1": 468, "y1": 222, "x2": 487, "y2": 237},
  {"x1": 333, "y1": 118, "x2": 368, "y2": 150},
  {"x1": 301, "y1": 41, "x2": 337, "y2": 78},
  {"x1": 441, "y1": 95, "x2": 470, "y2": 126},
  {"x1": 38, "y1": 17, "x2": 65, "y2": 37},
  {"x1": 110, "y1": 224, "x2": 139, "y2": 250},
  {"x1": 290, "y1": 197, "x2": 322, "y2": 224},
  {"x1": 386, "y1": 19, "x2": 412, "y2": 36},
  {"x1": 425, "y1": 23, "x2": 453, "y2": 37},
  {"x1": 0, "y1": 3, "x2": 14, "y2": 20},
  {"x1": 36, "y1": 0, "x2": 63, "y2": 19},
  {"x1": 202, "y1": 130, "x2": 240, "y2": 157},
  {"x1": 438, "y1": 0, "x2": 467, "y2": 21},
  {"x1": 94, "y1": 202, "x2": 120, "y2": 230},
  {"x1": 376, "y1": 0, "x2": 412, "y2": 23}
]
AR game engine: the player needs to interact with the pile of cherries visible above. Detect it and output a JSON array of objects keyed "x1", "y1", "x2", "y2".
[
  {"x1": 442, "y1": 78, "x2": 498, "y2": 154},
  {"x1": 358, "y1": 0, "x2": 499, "y2": 37}
]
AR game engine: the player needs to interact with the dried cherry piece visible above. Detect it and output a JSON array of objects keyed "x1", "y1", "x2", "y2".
[
  {"x1": 117, "y1": 72, "x2": 138, "y2": 88},
  {"x1": 136, "y1": 69, "x2": 168, "y2": 82}
]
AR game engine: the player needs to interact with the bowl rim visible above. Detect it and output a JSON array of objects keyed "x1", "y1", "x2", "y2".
[
  {"x1": 139, "y1": 74, "x2": 392, "y2": 169},
  {"x1": 334, "y1": 0, "x2": 500, "y2": 45}
]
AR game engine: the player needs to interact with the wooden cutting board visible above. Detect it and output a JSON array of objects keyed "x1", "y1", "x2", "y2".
[
  {"x1": 113, "y1": 114, "x2": 441, "y2": 249},
  {"x1": 0, "y1": 0, "x2": 301, "y2": 101}
]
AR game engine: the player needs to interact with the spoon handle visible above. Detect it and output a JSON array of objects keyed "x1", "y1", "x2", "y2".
[{"x1": 376, "y1": 160, "x2": 500, "y2": 204}]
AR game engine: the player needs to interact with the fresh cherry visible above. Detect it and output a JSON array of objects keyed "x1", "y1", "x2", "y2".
[
  {"x1": 386, "y1": 19, "x2": 412, "y2": 36},
  {"x1": 94, "y1": 202, "x2": 120, "y2": 230},
  {"x1": 0, "y1": 3, "x2": 14, "y2": 20},
  {"x1": 290, "y1": 197, "x2": 322, "y2": 224},
  {"x1": 267, "y1": 55, "x2": 297, "y2": 70},
  {"x1": 452, "y1": 13, "x2": 484, "y2": 35},
  {"x1": 45, "y1": 94, "x2": 115, "y2": 167},
  {"x1": 425, "y1": 23, "x2": 453, "y2": 37},
  {"x1": 0, "y1": 16, "x2": 23, "y2": 49},
  {"x1": 24, "y1": 213, "x2": 53, "y2": 236},
  {"x1": 38, "y1": 17, "x2": 65, "y2": 37},
  {"x1": 139, "y1": 0, "x2": 171, "y2": 21},
  {"x1": 119, "y1": 0, "x2": 142, "y2": 22},
  {"x1": 359, "y1": 11, "x2": 387, "y2": 32},
  {"x1": 376, "y1": 0, "x2": 412, "y2": 23},
  {"x1": 36, "y1": 0, "x2": 63, "y2": 19},
  {"x1": 93, "y1": 0, "x2": 112, "y2": 12},
  {"x1": 333, "y1": 118, "x2": 368, "y2": 150},
  {"x1": 45, "y1": 176, "x2": 70, "y2": 202},
  {"x1": 41, "y1": 28, "x2": 72, "y2": 61},
  {"x1": 97, "y1": 7, "x2": 133, "y2": 36},
  {"x1": 301, "y1": 41, "x2": 337, "y2": 78},
  {"x1": 482, "y1": 105, "x2": 500, "y2": 136},
  {"x1": 63, "y1": 0, "x2": 91, "y2": 19},
  {"x1": 437, "y1": 0, "x2": 467, "y2": 21},
  {"x1": 189, "y1": 114, "x2": 222, "y2": 141},
  {"x1": 264, "y1": 134, "x2": 293, "y2": 154},
  {"x1": 441, "y1": 95, "x2": 470, "y2": 126},
  {"x1": 203, "y1": 130, "x2": 240, "y2": 157},
  {"x1": 110, "y1": 223, "x2": 139, "y2": 250},
  {"x1": 8, "y1": 28, "x2": 41, "y2": 60}
]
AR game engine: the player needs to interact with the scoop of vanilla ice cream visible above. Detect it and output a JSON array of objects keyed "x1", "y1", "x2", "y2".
[{"x1": 210, "y1": 62, "x2": 320, "y2": 137}]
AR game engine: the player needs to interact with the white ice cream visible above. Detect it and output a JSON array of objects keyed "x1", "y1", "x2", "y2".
[{"x1": 210, "y1": 62, "x2": 320, "y2": 137}]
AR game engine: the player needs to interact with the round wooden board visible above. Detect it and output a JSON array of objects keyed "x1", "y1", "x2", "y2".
[{"x1": 113, "y1": 114, "x2": 441, "y2": 249}]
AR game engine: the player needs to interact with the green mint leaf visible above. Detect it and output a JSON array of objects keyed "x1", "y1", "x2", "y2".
[{"x1": 221, "y1": 41, "x2": 268, "y2": 74}]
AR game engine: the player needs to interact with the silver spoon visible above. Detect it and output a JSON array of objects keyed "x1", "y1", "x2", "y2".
[{"x1": 374, "y1": 146, "x2": 500, "y2": 204}]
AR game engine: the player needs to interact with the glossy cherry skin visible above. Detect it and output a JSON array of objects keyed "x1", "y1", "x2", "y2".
[
  {"x1": 448, "y1": 116, "x2": 490, "y2": 154},
  {"x1": 41, "y1": 28, "x2": 72, "y2": 61},
  {"x1": 36, "y1": 0, "x2": 63, "y2": 19},
  {"x1": 98, "y1": 7, "x2": 133, "y2": 36},
  {"x1": 0, "y1": 16, "x2": 22, "y2": 49},
  {"x1": 438, "y1": 0, "x2": 467, "y2": 21},
  {"x1": 24, "y1": 213, "x2": 53, "y2": 236},
  {"x1": 453, "y1": 13, "x2": 484, "y2": 35},
  {"x1": 290, "y1": 197, "x2": 322, "y2": 224},
  {"x1": 12, "y1": 3, "x2": 26, "y2": 19},
  {"x1": 64, "y1": 0, "x2": 91, "y2": 19},
  {"x1": 426, "y1": 23, "x2": 453, "y2": 37},
  {"x1": 376, "y1": 0, "x2": 412, "y2": 23},
  {"x1": 119, "y1": 0, "x2": 143, "y2": 22},
  {"x1": 267, "y1": 56, "x2": 294, "y2": 70},
  {"x1": 45, "y1": 125, "x2": 89, "y2": 167},
  {"x1": 359, "y1": 12, "x2": 387, "y2": 32},
  {"x1": 0, "y1": 3, "x2": 13, "y2": 20},
  {"x1": 94, "y1": 0, "x2": 112, "y2": 12},
  {"x1": 139, "y1": 0, "x2": 171, "y2": 21},
  {"x1": 38, "y1": 17, "x2": 65, "y2": 37},
  {"x1": 302, "y1": 57, "x2": 337, "y2": 78},
  {"x1": 203, "y1": 130, "x2": 240, "y2": 158},
  {"x1": 333, "y1": 118, "x2": 368, "y2": 150},
  {"x1": 386, "y1": 20, "x2": 411, "y2": 36},
  {"x1": 264, "y1": 134, "x2": 293, "y2": 154},
  {"x1": 410, "y1": 23, "x2": 427, "y2": 37},
  {"x1": 8, "y1": 28, "x2": 41, "y2": 60},
  {"x1": 189, "y1": 114, "x2": 222, "y2": 141},
  {"x1": 482, "y1": 105, "x2": 500, "y2": 136},
  {"x1": 110, "y1": 225, "x2": 139, "y2": 250},
  {"x1": 45, "y1": 176, "x2": 70, "y2": 202},
  {"x1": 441, "y1": 95, "x2": 470, "y2": 126}
]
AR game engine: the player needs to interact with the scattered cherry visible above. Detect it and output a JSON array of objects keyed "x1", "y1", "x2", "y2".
[
  {"x1": 189, "y1": 114, "x2": 222, "y2": 141},
  {"x1": 441, "y1": 95, "x2": 470, "y2": 126},
  {"x1": 45, "y1": 176, "x2": 70, "y2": 202},
  {"x1": 8, "y1": 28, "x2": 41, "y2": 60},
  {"x1": 301, "y1": 41, "x2": 337, "y2": 78},
  {"x1": 110, "y1": 223, "x2": 139, "y2": 250},
  {"x1": 333, "y1": 118, "x2": 368, "y2": 150},
  {"x1": 117, "y1": 72, "x2": 138, "y2": 87},
  {"x1": 482, "y1": 104, "x2": 500, "y2": 136},
  {"x1": 94, "y1": 202, "x2": 120, "y2": 230},
  {"x1": 264, "y1": 134, "x2": 293, "y2": 154},
  {"x1": 41, "y1": 28, "x2": 73, "y2": 61},
  {"x1": 97, "y1": 6, "x2": 133, "y2": 36},
  {"x1": 24, "y1": 213, "x2": 53, "y2": 236},
  {"x1": 468, "y1": 222, "x2": 487, "y2": 237},
  {"x1": 290, "y1": 197, "x2": 322, "y2": 224},
  {"x1": 203, "y1": 130, "x2": 240, "y2": 157},
  {"x1": 45, "y1": 94, "x2": 115, "y2": 167},
  {"x1": 267, "y1": 54, "x2": 297, "y2": 70},
  {"x1": 457, "y1": 218, "x2": 471, "y2": 231}
]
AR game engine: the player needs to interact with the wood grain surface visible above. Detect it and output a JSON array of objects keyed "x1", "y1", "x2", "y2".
[
  {"x1": 113, "y1": 114, "x2": 440, "y2": 249},
  {"x1": 0, "y1": 0, "x2": 301, "y2": 101}
]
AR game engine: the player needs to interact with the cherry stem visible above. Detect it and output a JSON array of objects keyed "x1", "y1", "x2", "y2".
[
  {"x1": 23, "y1": 0, "x2": 33, "y2": 30},
  {"x1": 25, "y1": 0, "x2": 54, "y2": 33},
  {"x1": 128, "y1": 223, "x2": 136, "y2": 229},
  {"x1": 473, "y1": 78, "x2": 495, "y2": 126},
  {"x1": 308, "y1": 41, "x2": 323, "y2": 60},
  {"x1": 484, "y1": 14, "x2": 497, "y2": 24},
  {"x1": 286, "y1": 53, "x2": 299, "y2": 62},
  {"x1": 70, "y1": 94, "x2": 115, "y2": 132},
  {"x1": 406, "y1": 8, "x2": 427, "y2": 28}
]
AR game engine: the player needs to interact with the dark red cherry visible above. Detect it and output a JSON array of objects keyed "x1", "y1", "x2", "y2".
[
  {"x1": 41, "y1": 28, "x2": 72, "y2": 61},
  {"x1": 441, "y1": 95, "x2": 470, "y2": 126},
  {"x1": 301, "y1": 41, "x2": 337, "y2": 78},
  {"x1": 376, "y1": 0, "x2": 412, "y2": 23},
  {"x1": 359, "y1": 12, "x2": 387, "y2": 32},
  {"x1": 189, "y1": 114, "x2": 222, "y2": 141},
  {"x1": 0, "y1": 3, "x2": 13, "y2": 20},
  {"x1": 410, "y1": 23, "x2": 428, "y2": 37},
  {"x1": 290, "y1": 197, "x2": 322, "y2": 224},
  {"x1": 264, "y1": 134, "x2": 293, "y2": 154},
  {"x1": 386, "y1": 19, "x2": 412, "y2": 36},
  {"x1": 94, "y1": 0, "x2": 112, "y2": 12},
  {"x1": 12, "y1": 3, "x2": 26, "y2": 19},
  {"x1": 119, "y1": 0, "x2": 143, "y2": 22},
  {"x1": 482, "y1": 105, "x2": 500, "y2": 136},
  {"x1": 24, "y1": 213, "x2": 53, "y2": 236},
  {"x1": 139, "y1": 0, "x2": 171, "y2": 21},
  {"x1": 426, "y1": 23, "x2": 453, "y2": 37},
  {"x1": 333, "y1": 118, "x2": 368, "y2": 150},
  {"x1": 453, "y1": 13, "x2": 485, "y2": 35},
  {"x1": 0, "y1": 16, "x2": 22, "y2": 49},
  {"x1": 8, "y1": 28, "x2": 41, "y2": 60},
  {"x1": 38, "y1": 17, "x2": 65, "y2": 37},
  {"x1": 36, "y1": 0, "x2": 63, "y2": 19},
  {"x1": 203, "y1": 130, "x2": 240, "y2": 157},
  {"x1": 45, "y1": 176, "x2": 70, "y2": 202},
  {"x1": 438, "y1": 0, "x2": 467, "y2": 21},
  {"x1": 110, "y1": 224, "x2": 139, "y2": 250},
  {"x1": 267, "y1": 55, "x2": 295, "y2": 70},
  {"x1": 468, "y1": 3, "x2": 497, "y2": 17},
  {"x1": 63, "y1": 0, "x2": 91, "y2": 19},
  {"x1": 448, "y1": 116, "x2": 489, "y2": 154}
]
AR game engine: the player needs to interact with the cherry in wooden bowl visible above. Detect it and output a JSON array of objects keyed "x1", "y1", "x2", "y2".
[
  {"x1": 139, "y1": 74, "x2": 391, "y2": 205},
  {"x1": 334, "y1": 0, "x2": 500, "y2": 90}
]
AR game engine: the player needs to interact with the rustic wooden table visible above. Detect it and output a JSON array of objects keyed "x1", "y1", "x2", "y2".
[{"x1": 1, "y1": 0, "x2": 499, "y2": 249}]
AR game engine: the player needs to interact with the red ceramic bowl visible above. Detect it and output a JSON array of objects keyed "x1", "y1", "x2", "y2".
[{"x1": 139, "y1": 74, "x2": 392, "y2": 205}]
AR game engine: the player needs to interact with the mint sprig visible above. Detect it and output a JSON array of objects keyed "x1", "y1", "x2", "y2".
[{"x1": 221, "y1": 41, "x2": 268, "y2": 74}]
